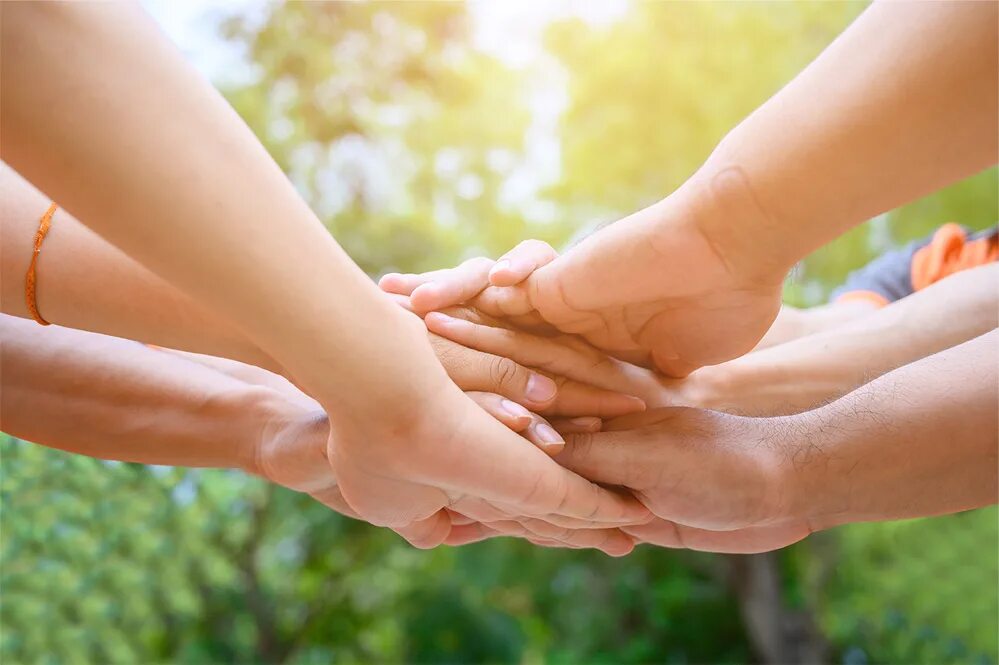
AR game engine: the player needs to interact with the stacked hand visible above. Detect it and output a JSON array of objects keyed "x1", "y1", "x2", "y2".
[
  {"x1": 7, "y1": 0, "x2": 995, "y2": 564},
  {"x1": 378, "y1": 238, "x2": 808, "y2": 553},
  {"x1": 385, "y1": 173, "x2": 789, "y2": 378},
  {"x1": 231, "y1": 341, "x2": 646, "y2": 555}
]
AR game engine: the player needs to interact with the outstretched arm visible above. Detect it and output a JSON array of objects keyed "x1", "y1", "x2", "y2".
[
  {"x1": 701, "y1": 0, "x2": 998, "y2": 272},
  {"x1": 404, "y1": 1, "x2": 996, "y2": 376},
  {"x1": 682, "y1": 263, "x2": 999, "y2": 415},
  {"x1": 0, "y1": 314, "x2": 635, "y2": 555},
  {"x1": 2, "y1": 3, "x2": 646, "y2": 538},
  {"x1": 793, "y1": 329, "x2": 997, "y2": 526},
  {"x1": 553, "y1": 329, "x2": 998, "y2": 553},
  {"x1": 0, "y1": 163, "x2": 277, "y2": 371},
  {"x1": 0, "y1": 163, "x2": 637, "y2": 426},
  {"x1": 0, "y1": 313, "x2": 329, "y2": 496}
]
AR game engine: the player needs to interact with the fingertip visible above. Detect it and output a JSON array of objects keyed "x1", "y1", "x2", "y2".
[
  {"x1": 551, "y1": 416, "x2": 602, "y2": 434},
  {"x1": 423, "y1": 310, "x2": 449, "y2": 329},
  {"x1": 488, "y1": 260, "x2": 514, "y2": 286},
  {"x1": 541, "y1": 441, "x2": 565, "y2": 458},
  {"x1": 499, "y1": 399, "x2": 534, "y2": 432},
  {"x1": 379, "y1": 273, "x2": 409, "y2": 294},
  {"x1": 525, "y1": 373, "x2": 558, "y2": 405},
  {"x1": 402, "y1": 510, "x2": 452, "y2": 550},
  {"x1": 425, "y1": 312, "x2": 476, "y2": 343},
  {"x1": 410, "y1": 283, "x2": 442, "y2": 312},
  {"x1": 532, "y1": 422, "x2": 565, "y2": 449},
  {"x1": 490, "y1": 257, "x2": 537, "y2": 287},
  {"x1": 623, "y1": 395, "x2": 647, "y2": 413},
  {"x1": 605, "y1": 534, "x2": 636, "y2": 557},
  {"x1": 573, "y1": 416, "x2": 603, "y2": 432},
  {"x1": 598, "y1": 394, "x2": 647, "y2": 418}
]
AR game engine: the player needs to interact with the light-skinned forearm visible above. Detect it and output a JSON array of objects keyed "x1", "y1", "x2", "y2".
[
  {"x1": 688, "y1": 264, "x2": 999, "y2": 415},
  {"x1": 0, "y1": 164, "x2": 280, "y2": 372},
  {"x1": 786, "y1": 329, "x2": 998, "y2": 527},
  {"x1": 0, "y1": 314, "x2": 300, "y2": 472},
  {"x1": 696, "y1": 1, "x2": 998, "y2": 274},
  {"x1": 1, "y1": 3, "x2": 436, "y2": 407},
  {"x1": 752, "y1": 300, "x2": 879, "y2": 351}
]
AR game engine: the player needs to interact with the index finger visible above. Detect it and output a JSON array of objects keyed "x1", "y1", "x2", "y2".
[{"x1": 488, "y1": 239, "x2": 559, "y2": 286}]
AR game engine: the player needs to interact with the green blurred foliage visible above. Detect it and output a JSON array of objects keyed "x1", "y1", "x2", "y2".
[{"x1": 2, "y1": 2, "x2": 996, "y2": 663}]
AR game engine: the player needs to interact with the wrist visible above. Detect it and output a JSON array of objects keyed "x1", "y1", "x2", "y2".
[
  {"x1": 297, "y1": 305, "x2": 449, "y2": 421},
  {"x1": 235, "y1": 385, "x2": 318, "y2": 477},
  {"x1": 681, "y1": 145, "x2": 801, "y2": 284},
  {"x1": 769, "y1": 408, "x2": 854, "y2": 530}
]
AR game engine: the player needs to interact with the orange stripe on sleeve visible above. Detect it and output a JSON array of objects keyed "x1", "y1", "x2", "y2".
[
  {"x1": 911, "y1": 223, "x2": 998, "y2": 291},
  {"x1": 834, "y1": 290, "x2": 890, "y2": 309}
]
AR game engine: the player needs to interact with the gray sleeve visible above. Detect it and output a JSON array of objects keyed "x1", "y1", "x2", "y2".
[{"x1": 830, "y1": 237, "x2": 930, "y2": 304}]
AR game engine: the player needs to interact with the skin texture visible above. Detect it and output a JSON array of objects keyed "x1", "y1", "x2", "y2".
[
  {"x1": 0, "y1": 315, "x2": 635, "y2": 555},
  {"x1": 558, "y1": 331, "x2": 998, "y2": 553},
  {"x1": 1, "y1": 3, "x2": 650, "y2": 541}
]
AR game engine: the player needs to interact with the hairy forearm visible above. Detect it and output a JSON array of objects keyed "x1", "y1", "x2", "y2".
[
  {"x1": 0, "y1": 3, "x2": 434, "y2": 405},
  {"x1": 696, "y1": 1, "x2": 998, "y2": 272},
  {"x1": 0, "y1": 314, "x2": 289, "y2": 471},
  {"x1": 694, "y1": 264, "x2": 999, "y2": 415},
  {"x1": 0, "y1": 164, "x2": 279, "y2": 372},
  {"x1": 786, "y1": 329, "x2": 998, "y2": 526}
]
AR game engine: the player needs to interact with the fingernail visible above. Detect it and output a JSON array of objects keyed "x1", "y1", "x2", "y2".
[
  {"x1": 622, "y1": 396, "x2": 647, "y2": 412},
  {"x1": 501, "y1": 399, "x2": 531, "y2": 420},
  {"x1": 426, "y1": 312, "x2": 472, "y2": 331},
  {"x1": 570, "y1": 416, "x2": 601, "y2": 430},
  {"x1": 534, "y1": 423, "x2": 564, "y2": 445},
  {"x1": 526, "y1": 374, "x2": 557, "y2": 402},
  {"x1": 534, "y1": 423, "x2": 565, "y2": 457}
]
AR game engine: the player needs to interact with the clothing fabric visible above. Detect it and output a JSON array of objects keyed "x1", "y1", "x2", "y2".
[{"x1": 831, "y1": 223, "x2": 998, "y2": 306}]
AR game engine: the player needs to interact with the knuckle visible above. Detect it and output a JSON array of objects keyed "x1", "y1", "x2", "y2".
[
  {"x1": 488, "y1": 356, "x2": 523, "y2": 390},
  {"x1": 566, "y1": 431, "x2": 594, "y2": 459}
]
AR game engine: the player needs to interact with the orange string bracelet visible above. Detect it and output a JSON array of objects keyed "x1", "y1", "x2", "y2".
[{"x1": 25, "y1": 203, "x2": 57, "y2": 326}]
